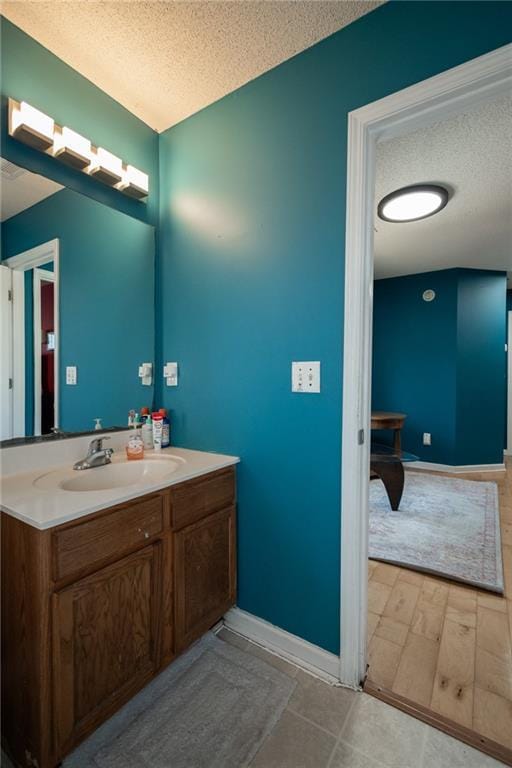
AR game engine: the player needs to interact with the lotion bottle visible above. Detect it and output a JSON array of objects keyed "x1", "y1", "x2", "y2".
[
  {"x1": 142, "y1": 414, "x2": 153, "y2": 449},
  {"x1": 152, "y1": 412, "x2": 163, "y2": 451},
  {"x1": 159, "y1": 408, "x2": 170, "y2": 448}
]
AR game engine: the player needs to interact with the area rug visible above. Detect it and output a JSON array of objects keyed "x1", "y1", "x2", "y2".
[
  {"x1": 369, "y1": 471, "x2": 503, "y2": 593},
  {"x1": 64, "y1": 632, "x2": 296, "y2": 768}
]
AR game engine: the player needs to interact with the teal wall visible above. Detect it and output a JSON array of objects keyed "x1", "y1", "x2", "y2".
[
  {"x1": 456, "y1": 271, "x2": 507, "y2": 464},
  {"x1": 156, "y1": 1, "x2": 512, "y2": 653},
  {"x1": 373, "y1": 269, "x2": 507, "y2": 466},
  {"x1": 2, "y1": 188, "x2": 155, "y2": 432},
  {"x1": 372, "y1": 270, "x2": 459, "y2": 464},
  {"x1": 0, "y1": 18, "x2": 158, "y2": 226}
]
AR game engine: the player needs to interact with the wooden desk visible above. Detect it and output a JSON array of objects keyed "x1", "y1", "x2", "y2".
[{"x1": 371, "y1": 411, "x2": 407, "y2": 452}]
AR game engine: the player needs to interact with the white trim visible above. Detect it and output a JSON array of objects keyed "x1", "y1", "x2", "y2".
[
  {"x1": 407, "y1": 461, "x2": 505, "y2": 474},
  {"x1": 340, "y1": 44, "x2": 512, "y2": 687},
  {"x1": 5, "y1": 239, "x2": 59, "y2": 272},
  {"x1": 4, "y1": 239, "x2": 60, "y2": 436},
  {"x1": 12, "y1": 270, "x2": 25, "y2": 437},
  {"x1": 224, "y1": 607, "x2": 342, "y2": 684},
  {"x1": 33, "y1": 267, "x2": 56, "y2": 436},
  {"x1": 0, "y1": 265, "x2": 13, "y2": 440}
]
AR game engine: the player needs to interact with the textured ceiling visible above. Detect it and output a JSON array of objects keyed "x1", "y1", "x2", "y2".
[
  {"x1": 0, "y1": 158, "x2": 63, "y2": 222},
  {"x1": 374, "y1": 94, "x2": 512, "y2": 282},
  {"x1": 1, "y1": 0, "x2": 382, "y2": 132}
]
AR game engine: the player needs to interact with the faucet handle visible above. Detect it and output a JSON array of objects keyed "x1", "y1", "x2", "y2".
[{"x1": 88, "y1": 436, "x2": 110, "y2": 454}]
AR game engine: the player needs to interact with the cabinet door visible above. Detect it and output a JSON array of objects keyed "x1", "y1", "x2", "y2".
[
  {"x1": 52, "y1": 544, "x2": 162, "y2": 755},
  {"x1": 175, "y1": 506, "x2": 236, "y2": 651}
]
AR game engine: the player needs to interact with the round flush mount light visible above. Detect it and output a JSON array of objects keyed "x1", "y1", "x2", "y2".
[
  {"x1": 378, "y1": 184, "x2": 449, "y2": 223},
  {"x1": 422, "y1": 289, "x2": 436, "y2": 302}
]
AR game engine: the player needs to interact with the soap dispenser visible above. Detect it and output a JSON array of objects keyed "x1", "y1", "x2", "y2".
[{"x1": 126, "y1": 425, "x2": 144, "y2": 460}]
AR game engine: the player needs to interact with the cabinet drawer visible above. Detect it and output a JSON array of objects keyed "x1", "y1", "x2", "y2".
[
  {"x1": 52, "y1": 495, "x2": 164, "y2": 581},
  {"x1": 170, "y1": 468, "x2": 235, "y2": 530}
]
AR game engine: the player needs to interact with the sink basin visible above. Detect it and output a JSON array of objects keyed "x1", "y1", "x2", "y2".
[{"x1": 34, "y1": 455, "x2": 185, "y2": 492}]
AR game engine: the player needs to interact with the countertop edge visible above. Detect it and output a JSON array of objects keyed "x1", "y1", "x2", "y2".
[{"x1": 1, "y1": 454, "x2": 240, "y2": 530}]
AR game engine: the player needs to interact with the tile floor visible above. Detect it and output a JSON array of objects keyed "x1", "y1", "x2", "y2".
[
  {"x1": 367, "y1": 457, "x2": 512, "y2": 751},
  {"x1": 2, "y1": 625, "x2": 505, "y2": 767},
  {"x1": 217, "y1": 627, "x2": 506, "y2": 768}
]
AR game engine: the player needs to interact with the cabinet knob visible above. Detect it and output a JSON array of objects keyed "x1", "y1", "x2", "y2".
[{"x1": 144, "y1": 531, "x2": 149, "y2": 539}]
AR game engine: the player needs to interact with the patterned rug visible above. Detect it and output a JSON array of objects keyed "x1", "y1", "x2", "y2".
[{"x1": 369, "y1": 471, "x2": 503, "y2": 593}]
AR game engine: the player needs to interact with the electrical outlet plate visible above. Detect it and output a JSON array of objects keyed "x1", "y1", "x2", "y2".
[
  {"x1": 423, "y1": 432, "x2": 432, "y2": 446},
  {"x1": 163, "y1": 362, "x2": 178, "y2": 387},
  {"x1": 138, "y1": 362, "x2": 152, "y2": 386},
  {"x1": 292, "y1": 361, "x2": 320, "y2": 393},
  {"x1": 66, "y1": 366, "x2": 77, "y2": 385}
]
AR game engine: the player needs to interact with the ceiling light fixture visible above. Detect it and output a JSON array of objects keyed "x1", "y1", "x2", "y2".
[
  {"x1": 377, "y1": 184, "x2": 449, "y2": 223},
  {"x1": 9, "y1": 100, "x2": 54, "y2": 151},
  {"x1": 53, "y1": 126, "x2": 92, "y2": 169},
  {"x1": 8, "y1": 98, "x2": 149, "y2": 200},
  {"x1": 88, "y1": 147, "x2": 124, "y2": 185},
  {"x1": 117, "y1": 164, "x2": 149, "y2": 199}
]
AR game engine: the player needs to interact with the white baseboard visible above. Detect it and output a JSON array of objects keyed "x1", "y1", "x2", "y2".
[
  {"x1": 223, "y1": 607, "x2": 340, "y2": 684},
  {"x1": 407, "y1": 461, "x2": 505, "y2": 474}
]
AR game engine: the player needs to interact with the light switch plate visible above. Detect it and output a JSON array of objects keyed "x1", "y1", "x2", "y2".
[
  {"x1": 66, "y1": 366, "x2": 77, "y2": 385},
  {"x1": 163, "y1": 362, "x2": 178, "y2": 387},
  {"x1": 292, "y1": 361, "x2": 320, "y2": 393}
]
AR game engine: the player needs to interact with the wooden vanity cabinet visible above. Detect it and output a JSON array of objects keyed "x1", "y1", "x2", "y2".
[
  {"x1": 1, "y1": 466, "x2": 236, "y2": 768},
  {"x1": 175, "y1": 506, "x2": 236, "y2": 651}
]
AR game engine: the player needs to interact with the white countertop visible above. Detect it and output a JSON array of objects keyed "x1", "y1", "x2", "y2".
[{"x1": 0, "y1": 446, "x2": 239, "y2": 530}]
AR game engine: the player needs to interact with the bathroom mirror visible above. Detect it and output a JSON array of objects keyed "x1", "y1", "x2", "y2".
[{"x1": 0, "y1": 158, "x2": 155, "y2": 441}]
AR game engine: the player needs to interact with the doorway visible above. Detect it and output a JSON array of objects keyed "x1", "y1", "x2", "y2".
[
  {"x1": 2, "y1": 239, "x2": 59, "y2": 438},
  {"x1": 35, "y1": 267, "x2": 56, "y2": 435},
  {"x1": 339, "y1": 43, "x2": 512, "y2": 761}
]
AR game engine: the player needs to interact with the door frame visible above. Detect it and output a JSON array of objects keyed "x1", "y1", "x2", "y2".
[
  {"x1": 0, "y1": 264, "x2": 13, "y2": 439},
  {"x1": 339, "y1": 43, "x2": 512, "y2": 687},
  {"x1": 5, "y1": 238, "x2": 60, "y2": 437}
]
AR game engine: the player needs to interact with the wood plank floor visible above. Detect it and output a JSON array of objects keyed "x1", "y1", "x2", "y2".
[{"x1": 367, "y1": 456, "x2": 512, "y2": 752}]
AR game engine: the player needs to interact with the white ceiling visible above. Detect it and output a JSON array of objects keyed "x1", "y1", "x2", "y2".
[
  {"x1": 0, "y1": 158, "x2": 63, "y2": 222},
  {"x1": 1, "y1": 0, "x2": 382, "y2": 133},
  {"x1": 374, "y1": 94, "x2": 512, "y2": 283}
]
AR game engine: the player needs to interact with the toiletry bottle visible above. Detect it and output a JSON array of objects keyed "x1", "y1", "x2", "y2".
[
  {"x1": 159, "y1": 408, "x2": 170, "y2": 448},
  {"x1": 152, "y1": 412, "x2": 163, "y2": 451},
  {"x1": 128, "y1": 409, "x2": 136, "y2": 428},
  {"x1": 140, "y1": 406, "x2": 150, "y2": 420},
  {"x1": 94, "y1": 418, "x2": 102, "y2": 431},
  {"x1": 126, "y1": 426, "x2": 144, "y2": 460},
  {"x1": 142, "y1": 414, "x2": 153, "y2": 449}
]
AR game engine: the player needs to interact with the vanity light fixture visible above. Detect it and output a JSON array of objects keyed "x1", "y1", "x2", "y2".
[
  {"x1": 378, "y1": 184, "x2": 449, "y2": 223},
  {"x1": 88, "y1": 147, "x2": 123, "y2": 185},
  {"x1": 9, "y1": 99, "x2": 54, "y2": 151},
  {"x1": 117, "y1": 164, "x2": 149, "y2": 199},
  {"x1": 53, "y1": 126, "x2": 92, "y2": 169},
  {"x1": 8, "y1": 97, "x2": 149, "y2": 201}
]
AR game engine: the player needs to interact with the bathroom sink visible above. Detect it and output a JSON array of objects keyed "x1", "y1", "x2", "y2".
[{"x1": 34, "y1": 455, "x2": 185, "y2": 492}]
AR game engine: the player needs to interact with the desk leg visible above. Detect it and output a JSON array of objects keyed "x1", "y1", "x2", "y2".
[{"x1": 372, "y1": 460, "x2": 404, "y2": 511}]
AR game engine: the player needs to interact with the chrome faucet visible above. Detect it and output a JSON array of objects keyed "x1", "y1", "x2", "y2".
[{"x1": 73, "y1": 437, "x2": 114, "y2": 470}]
